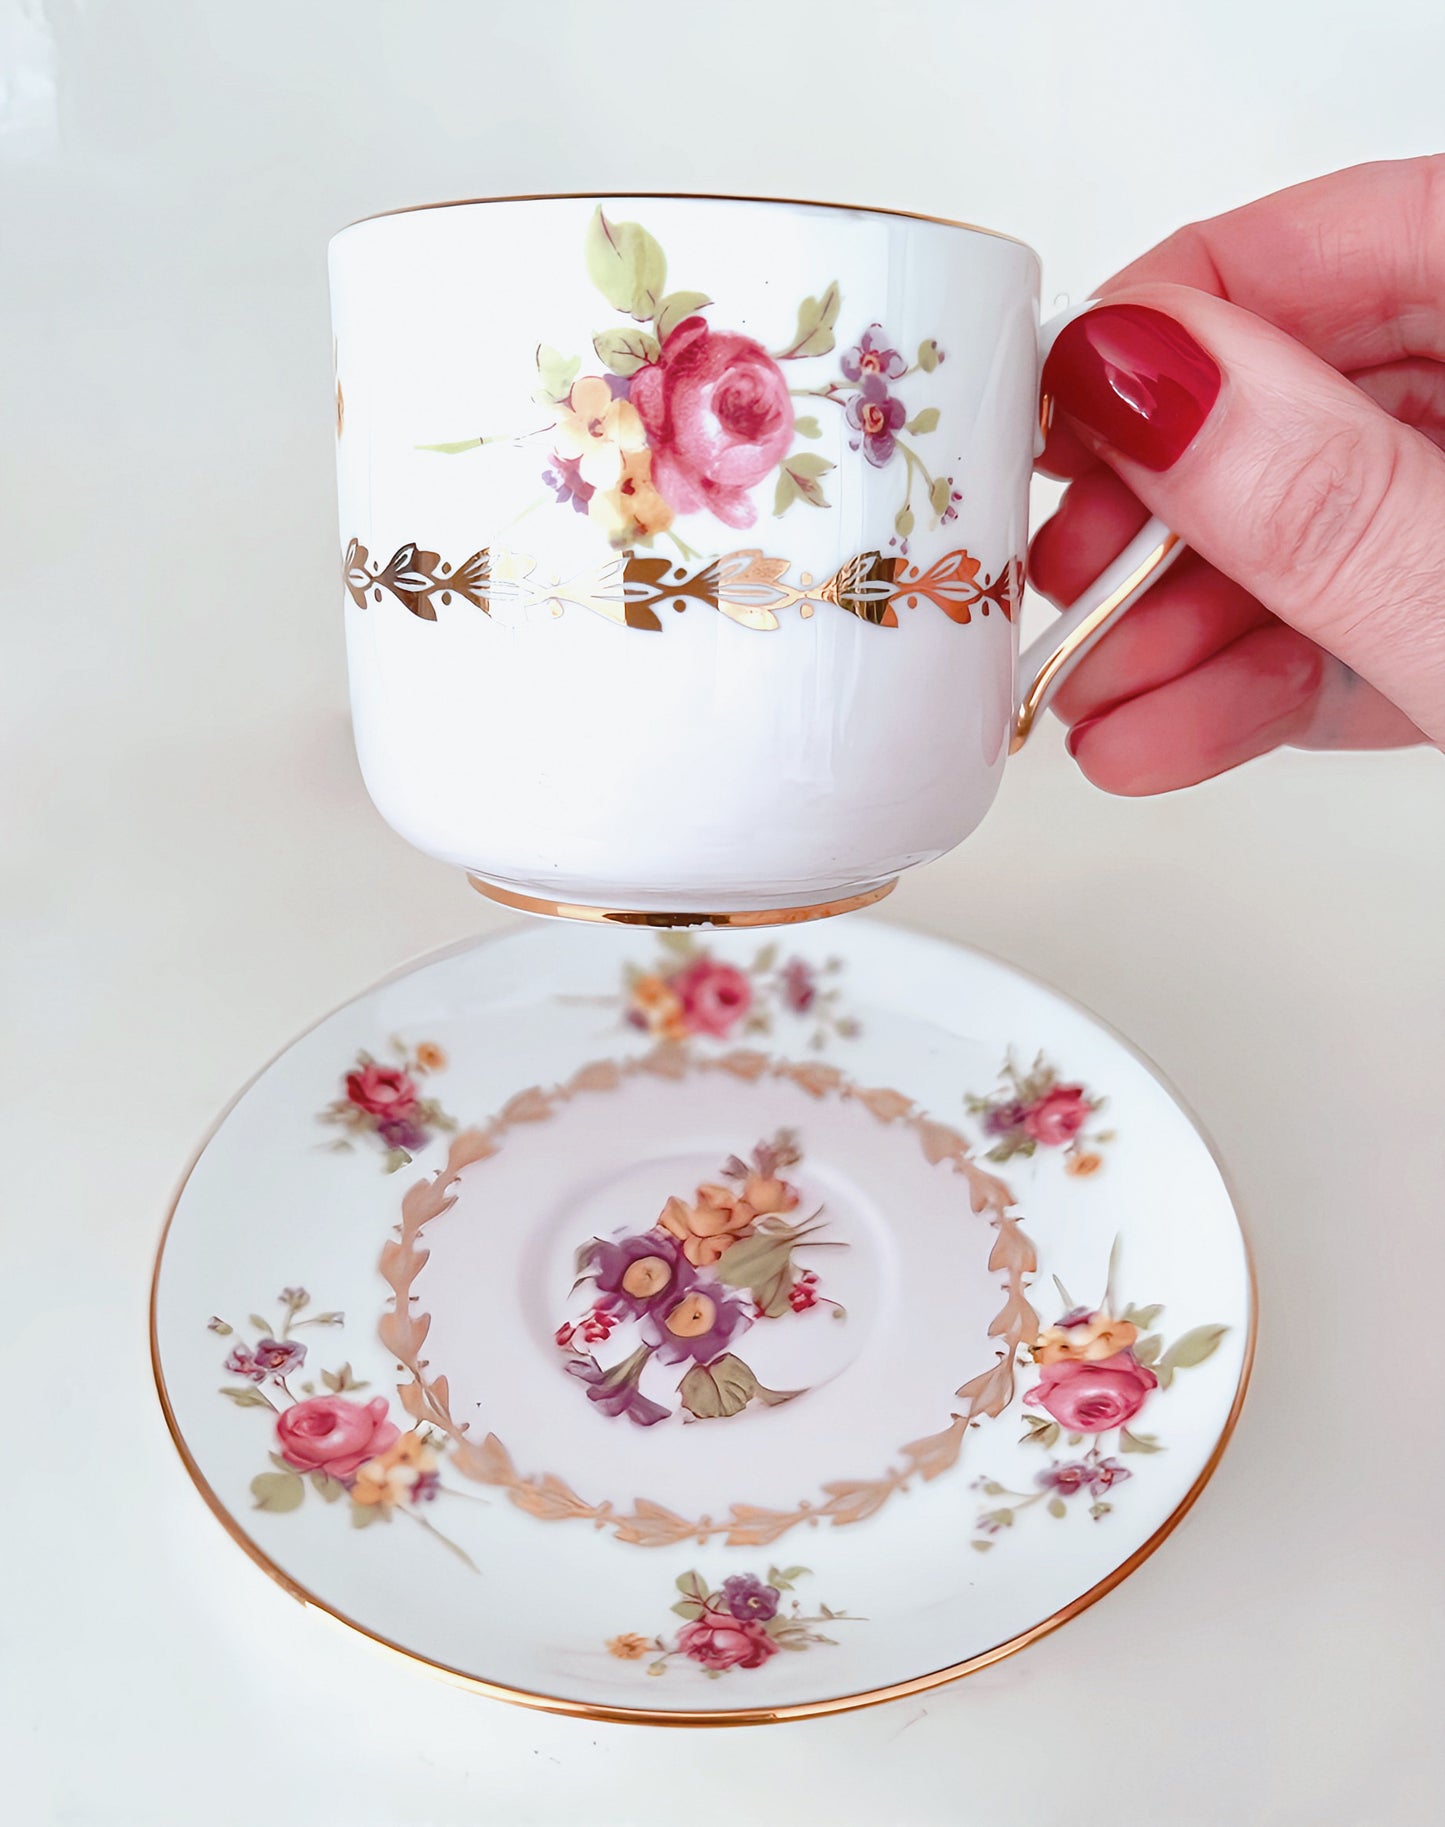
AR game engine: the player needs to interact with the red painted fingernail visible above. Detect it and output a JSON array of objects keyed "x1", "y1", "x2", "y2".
[
  {"x1": 1042, "y1": 304, "x2": 1221, "y2": 471},
  {"x1": 1065, "y1": 715, "x2": 1103, "y2": 758}
]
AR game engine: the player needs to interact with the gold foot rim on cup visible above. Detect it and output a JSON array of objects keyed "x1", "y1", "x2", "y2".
[{"x1": 465, "y1": 876, "x2": 897, "y2": 929}]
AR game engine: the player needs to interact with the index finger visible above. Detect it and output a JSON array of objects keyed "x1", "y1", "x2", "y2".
[{"x1": 1097, "y1": 156, "x2": 1445, "y2": 371}]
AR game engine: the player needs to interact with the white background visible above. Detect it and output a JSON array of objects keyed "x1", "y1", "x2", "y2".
[{"x1": 2, "y1": 1, "x2": 1442, "y2": 1821}]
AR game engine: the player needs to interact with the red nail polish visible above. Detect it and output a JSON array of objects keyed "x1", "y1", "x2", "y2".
[
  {"x1": 1042, "y1": 304, "x2": 1221, "y2": 471},
  {"x1": 1065, "y1": 715, "x2": 1103, "y2": 758}
]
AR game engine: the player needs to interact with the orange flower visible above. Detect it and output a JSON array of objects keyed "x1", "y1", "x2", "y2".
[
  {"x1": 1064, "y1": 1150, "x2": 1102, "y2": 1177},
  {"x1": 589, "y1": 447, "x2": 675, "y2": 546},
  {"x1": 414, "y1": 1041, "x2": 447, "y2": 1072},
  {"x1": 657, "y1": 1183, "x2": 757, "y2": 1266},
  {"x1": 606, "y1": 1633, "x2": 652, "y2": 1660},
  {"x1": 741, "y1": 1170, "x2": 799, "y2": 1217},
  {"x1": 629, "y1": 974, "x2": 688, "y2": 1041},
  {"x1": 351, "y1": 1431, "x2": 440, "y2": 1507},
  {"x1": 1034, "y1": 1312, "x2": 1139, "y2": 1367}
]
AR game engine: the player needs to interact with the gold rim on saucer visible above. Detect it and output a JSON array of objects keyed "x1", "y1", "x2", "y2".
[{"x1": 465, "y1": 876, "x2": 897, "y2": 928}]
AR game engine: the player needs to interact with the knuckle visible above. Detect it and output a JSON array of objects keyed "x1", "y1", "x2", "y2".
[{"x1": 1245, "y1": 417, "x2": 1403, "y2": 609}]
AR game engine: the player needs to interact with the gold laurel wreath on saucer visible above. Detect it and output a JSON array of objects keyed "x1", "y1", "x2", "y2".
[{"x1": 378, "y1": 1044, "x2": 1039, "y2": 1548}]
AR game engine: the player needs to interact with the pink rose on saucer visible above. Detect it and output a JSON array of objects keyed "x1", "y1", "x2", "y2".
[
  {"x1": 631, "y1": 319, "x2": 793, "y2": 528},
  {"x1": 345, "y1": 1062, "x2": 418, "y2": 1120},
  {"x1": 672, "y1": 957, "x2": 752, "y2": 1038},
  {"x1": 1022, "y1": 1085, "x2": 1092, "y2": 1146},
  {"x1": 275, "y1": 1395, "x2": 399, "y2": 1478},
  {"x1": 1025, "y1": 1353, "x2": 1157, "y2": 1433},
  {"x1": 676, "y1": 1609, "x2": 779, "y2": 1671}
]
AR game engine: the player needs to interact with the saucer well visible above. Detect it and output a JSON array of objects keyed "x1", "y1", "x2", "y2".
[{"x1": 151, "y1": 919, "x2": 1252, "y2": 1724}]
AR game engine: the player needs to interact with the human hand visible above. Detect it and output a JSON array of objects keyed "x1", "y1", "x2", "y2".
[{"x1": 1030, "y1": 157, "x2": 1445, "y2": 793}]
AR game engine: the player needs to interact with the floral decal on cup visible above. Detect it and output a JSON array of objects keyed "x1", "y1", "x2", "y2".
[
  {"x1": 210, "y1": 1287, "x2": 476, "y2": 1568},
  {"x1": 621, "y1": 933, "x2": 859, "y2": 1048},
  {"x1": 971, "y1": 1241, "x2": 1227, "y2": 1549},
  {"x1": 965, "y1": 1052, "x2": 1113, "y2": 1175},
  {"x1": 319, "y1": 1038, "x2": 457, "y2": 1172},
  {"x1": 606, "y1": 1565, "x2": 851, "y2": 1678},
  {"x1": 556, "y1": 1131, "x2": 845, "y2": 1427},
  {"x1": 423, "y1": 206, "x2": 955, "y2": 549}
]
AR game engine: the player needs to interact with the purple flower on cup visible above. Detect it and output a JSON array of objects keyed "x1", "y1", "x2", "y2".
[
  {"x1": 253, "y1": 1337, "x2": 307, "y2": 1375},
  {"x1": 581, "y1": 1229, "x2": 696, "y2": 1317},
  {"x1": 846, "y1": 376, "x2": 907, "y2": 468},
  {"x1": 642, "y1": 1285, "x2": 753, "y2": 1366},
  {"x1": 983, "y1": 1101, "x2": 1029, "y2": 1138},
  {"x1": 223, "y1": 1346, "x2": 265, "y2": 1383},
  {"x1": 841, "y1": 325, "x2": 906, "y2": 383},
  {"x1": 542, "y1": 453, "x2": 595, "y2": 514},
  {"x1": 565, "y1": 1346, "x2": 670, "y2": 1427},
  {"x1": 1089, "y1": 1457, "x2": 1131, "y2": 1494},
  {"x1": 722, "y1": 1573, "x2": 781, "y2": 1622}
]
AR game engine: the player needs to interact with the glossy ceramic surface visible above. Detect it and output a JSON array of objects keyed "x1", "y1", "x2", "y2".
[{"x1": 152, "y1": 919, "x2": 1252, "y2": 1721}]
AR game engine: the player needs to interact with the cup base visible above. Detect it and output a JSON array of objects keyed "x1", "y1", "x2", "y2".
[{"x1": 465, "y1": 874, "x2": 897, "y2": 930}]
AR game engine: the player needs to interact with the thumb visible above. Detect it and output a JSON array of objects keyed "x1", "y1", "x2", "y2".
[{"x1": 1041, "y1": 284, "x2": 1445, "y2": 744}]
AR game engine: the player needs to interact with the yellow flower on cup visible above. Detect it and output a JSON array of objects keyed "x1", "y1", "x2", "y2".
[
  {"x1": 589, "y1": 447, "x2": 675, "y2": 546},
  {"x1": 657, "y1": 1183, "x2": 757, "y2": 1267},
  {"x1": 414, "y1": 1040, "x2": 447, "y2": 1072},
  {"x1": 628, "y1": 973, "x2": 689, "y2": 1042},
  {"x1": 606, "y1": 1633, "x2": 652, "y2": 1660},
  {"x1": 351, "y1": 1431, "x2": 441, "y2": 1508},
  {"x1": 553, "y1": 375, "x2": 648, "y2": 490},
  {"x1": 1033, "y1": 1311, "x2": 1139, "y2": 1366}
]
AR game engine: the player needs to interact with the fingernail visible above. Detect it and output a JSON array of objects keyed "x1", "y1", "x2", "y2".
[
  {"x1": 1065, "y1": 715, "x2": 1103, "y2": 758},
  {"x1": 1042, "y1": 304, "x2": 1221, "y2": 471}
]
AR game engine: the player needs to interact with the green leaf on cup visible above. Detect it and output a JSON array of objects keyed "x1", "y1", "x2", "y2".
[
  {"x1": 593, "y1": 327, "x2": 662, "y2": 377},
  {"x1": 907, "y1": 408, "x2": 940, "y2": 435},
  {"x1": 895, "y1": 506, "x2": 915, "y2": 537},
  {"x1": 792, "y1": 415, "x2": 822, "y2": 439},
  {"x1": 778, "y1": 282, "x2": 841, "y2": 360},
  {"x1": 929, "y1": 475, "x2": 952, "y2": 517},
  {"x1": 917, "y1": 338, "x2": 941, "y2": 372},
  {"x1": 585, "y1": 207, "x2": 667, "y2": 321},
  {"x1": 772, "y1": 452, "x2": 835, "y2": 515},
  {"x1": 533, "y1": 342, "x2": 580, "y2": 406},
  {"x1": 654, "y1": 290, "x2": 711, "y2": 343}
]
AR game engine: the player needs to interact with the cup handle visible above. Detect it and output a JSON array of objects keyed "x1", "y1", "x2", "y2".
[{"x1": 1011, "y1": 304, "x2": 1185, "y2": 751}]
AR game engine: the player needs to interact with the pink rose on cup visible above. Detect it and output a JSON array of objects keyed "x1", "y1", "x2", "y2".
[
  {"x1": 1026, "y1": 1353, "x2": 1157, "y2": 1433},
  {"x1": 1022, "y1": 1085, "x2": 1092, "y2": 1146},
  {"x1": 672, "y1": 957, "x2": 753, "y2": 1038},
  {"x1": 631, "y1": 318, "x2": 793, "y2": 528},
  {"x1": 345, "y1": 1062, "x2": 418, "y2": 1120},
  {"x1": 676, "y1": 1608, "x2": 779, "y2": 1671},
  {"x1": 275, "y1": 1394, "x2": 400, "y2": 1478}
]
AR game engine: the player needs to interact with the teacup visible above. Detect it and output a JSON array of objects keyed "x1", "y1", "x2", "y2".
[{"x1": 329, "y1": 193, "x2": 1177, "y2": 926}]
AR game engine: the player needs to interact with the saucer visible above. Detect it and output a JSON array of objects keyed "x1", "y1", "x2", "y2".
[{"x1": 151, "y1": 919, "x2": 1253, "y2": 1724}]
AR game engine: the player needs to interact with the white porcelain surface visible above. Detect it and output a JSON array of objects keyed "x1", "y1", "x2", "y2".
[
  {"x1": 152, "y1": 920, "x2": 1251, "y2": 1717},
  {"x1": 332, "y1": 197, "x2": 1039, "y2": 908}
]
